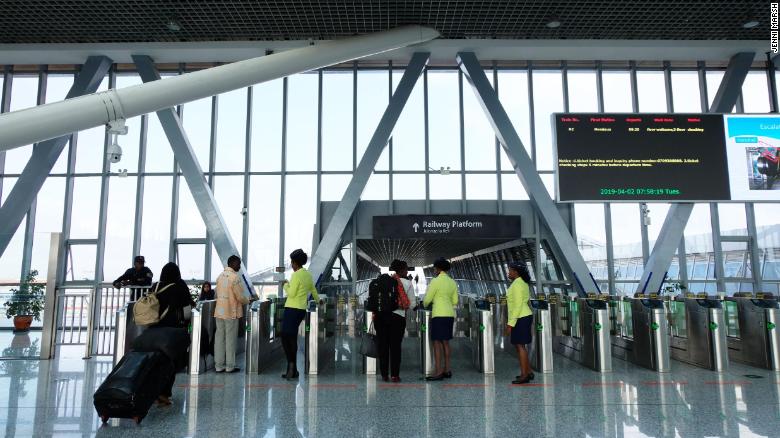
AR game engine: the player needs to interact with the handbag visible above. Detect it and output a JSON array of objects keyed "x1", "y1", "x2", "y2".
[
  {"x1": 359, "y1": 320, "x2": 378, "y2": 358},
  {"x1": 133, "y1": 283, "x2": 173, "y2": 326}
]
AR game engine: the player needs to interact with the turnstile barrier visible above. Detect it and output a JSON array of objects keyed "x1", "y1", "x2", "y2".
[
  {"x1": 580, "y1": 298, "x2": 612, "y2": 372},
  {"x1": 189, "y1": 300, "x2": 216, "y2": 374},
  {"x1": 245, "y1": 298, "x2": 285, "y2": 374},
  {"x1": 529, "y1": 299, "x2": 553, "y2": 373},
  {"x1": 669, "y1": 296, "x2": 728, "y2": 372},
  {"x1": 725, "y1": 293, "x2": 780, "y2": 371},
  {"x1": 362, "y1": 310, "x2": 377, "y2": 375},
  {"x1": 630, "y1": 297, "x2": 671, "y2": 372},
  {"x1": 418, "y1": 308, "x2": 435, "y2": 376},
  {"x1": 469, "y1": 298, "x2": 495, "y2": 374},
  {"x1": 305, "y1": 296, "x2": 335, "y2": 375},
  {"x1": 113, "y1": 302, "x2": 145, "y2": 366}
]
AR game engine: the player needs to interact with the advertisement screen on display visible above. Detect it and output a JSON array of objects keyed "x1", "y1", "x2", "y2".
[
  {"x1": 723, "y1": 115, "x2": 780, "y2": 201},
  {"x1": 553, "y1": 113, "x2": 731, "y2": 202}
]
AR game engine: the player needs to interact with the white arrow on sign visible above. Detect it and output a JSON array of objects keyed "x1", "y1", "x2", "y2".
[{"x1": 412, "y1": 222, "x2": 420, "y2": 233}]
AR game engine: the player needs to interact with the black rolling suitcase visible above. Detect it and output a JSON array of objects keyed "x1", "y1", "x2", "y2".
[{"x1": 94, "y1": 350, "x2": 174, "y2": 424}]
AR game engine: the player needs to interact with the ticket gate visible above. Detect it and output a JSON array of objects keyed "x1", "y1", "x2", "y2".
[
  {"x1": 305, "y1": 296, "x2": 336, "y2": 375},
  {"x1": 668, "y1": 296, "x2": 728, "y2": 372},
  {"x1": 529, "y1": 299, "x2": 554, "y2": 373},
  {"x1": 362, "y1": 309, "x2": 377, "y2": 375},
  {"x1": 245, "y1": 298, "x2": 286, "y2": 374},
  {"x1": 468, "y1": 298, "x2": 495, "y2": 374},
  {"x1": 113, "y1": 301, "x2": 144, "y2": 366},
  {"x1": 189, "y1": 300, "x2": 217, "y2": 374},
  {"x1": 552, "y1": 295, "x2": 612, "y2": 372},
  {"x1": 724, "y1": 293, "x2": 780, "y2": 371},
  {"x1": 418, "y1": 308, "x2": 435, "y2": 376},
  {"x1": 609, "y1": 296, "x2": 671, "y2": 372}
]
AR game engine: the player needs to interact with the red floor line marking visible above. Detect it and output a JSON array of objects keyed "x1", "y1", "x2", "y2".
[
  {"x1": 581, "y1": 382, "x2": 623, "y2": 387},
  {"x1": 704, "y1": 381, "x2": 751, "y2": 385},
  {"x1": 442, "y1": 384, "x2": 488, "y2": 388},
  {"x1": 177, "y1": 384, "x2": 224, "y2": 389},
  {"x1": 312, "y1": 384, "x2": 358, "y2": 389},
  {"x1": 246, "y1": 384, "x2": 294, "y2": 388},
  {"x1": 378, "y1": 384, "x2": 425, "y2": 389},
  {"x1": 642, "y1": 381, "x2": 688, "y2": 386},
  {"x1": 509, "y1": 383, "x2": 554, "y2": 387}
]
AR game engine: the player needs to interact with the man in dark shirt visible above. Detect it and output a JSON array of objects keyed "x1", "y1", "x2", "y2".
[{"x1": 113, "y1": 255, "x2": 154, "y2": 300}]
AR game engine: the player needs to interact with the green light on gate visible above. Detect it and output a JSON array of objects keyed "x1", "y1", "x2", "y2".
[
  {"x1": 768, "y1": 322, "x2": 776, "y2": 330},
  {"x1": 305, "y1": 325, "x2": 311, "y2": 332},
  {"x1": 594, "y1": 323, "x2": 602, "y2": 331},
  {"x1": 536, "y1": 323, "x2": 544, "y2": 332},
  {"x1": 709, "y1": 322, "x2": 718, "y2": 330},
  {"x1": 650, "y1": 322, "x2": 659, "y2": 330}
]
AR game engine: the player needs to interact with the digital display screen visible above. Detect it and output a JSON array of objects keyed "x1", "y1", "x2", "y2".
[
  {"x1": 554, "y1": 113, "x2": 731, "y2": 202},
  {"x1": 724, "y1": 115, "x2": 780, "y2": 201}
]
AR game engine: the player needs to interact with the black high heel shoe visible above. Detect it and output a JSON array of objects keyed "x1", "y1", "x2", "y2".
[
  {"x1": 512, "y1": 375, "x2": 532, "y2": 385},
  {"x1": 515, "y1": 373, "x2": 534, "y2": 381},
  {"x1": 425, "y1": 373, "x2": 445, "y2": 381},
  {"x1": 443, "y1": 371, "x2": 452, "y2": 379},
  {"x1": 281, "y1": 362, "x2": 297, "y2": 379}
]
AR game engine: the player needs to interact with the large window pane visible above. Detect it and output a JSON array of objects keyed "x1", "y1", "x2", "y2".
[
  {"x1": 718, "y1": 203, "x2": 747, "y2": 236},
  {"x1": 286, "y1": 74, "x2": 318, "y2": 171},
  {"x1": 602, "y1": 71, "x2": 632, "y2": 112},
  {"x1": 611, "y1": 204, "x2": 642, "y2": 281},
  {"x1": 463, "y1": 70, "x2": 496, "y2": 171},
  {"x1": 284, "y1": 175, "x2": 317, "y2": 257},
  {"x1": 249, "y1": 176, "x2": 281, "y2": 273},
  {"x1": 430, "y1": 174, "x2": 461, "y2": 200},
  {"x1": 671, "y1": 71, "x2": 703, "y2": 112},
  {"x1": 465, "y1": 174, "x2": 497, "y2": 200},
  {"x1": 567, "y1": 71, "x2": 598, "y2": 112},
  {"x1": 646, "y1": 203, "x2": 671, "y2": 248},
  {"x1": 428, "y1": 71, "x2": 461, "y2": 171},
  {"x1": 177, "y1": 182, "x2": 206, "y2": 238},
  {"x1": 532, "y1": 71, "x2": 563, "y2": 171},
  {"x1": 393, "y1": 174, "x2": 426, "y2": 199},
  {"x1": 576, "y1": 204, "x2": 607, "y2": 276},
  {"x1": 46, "y1": 75, "x2": 75, "y2": 174},
  {"x1": 103, "y1": 176, "x2": 136, "y2": 280},
  {"x1": 742, "y1": 71, "x2": 770, "y2": 113},
  {"x1": 684, "y1": 204, "x2": 714, "y2": 281},
  {"x1": 251, "y1": 79, "x2": 283, "y2": 172},
  {"x1": 215, "y1": 89, "x2": 248, "y2": 172},
  {"x1": 212, "y1": 176, "x2": 245, "y2": 276},
  {"x1": 322, "y1": 71, "x2": 354, "y2": 171},
  {"x1": 145, "y1": 112, "x2": 175, "y2": 173},
  {"x1": 0, "y1": 178, "x2": 23, "y2": 281},
  {"x1": 357, "y1": 70, "x2": 389, "y2": 171},
  {"x1": 392, "y1": 70, "x2": 425, "y2": 171},
  {"x1": 755, "y1": 204, "x2": 780, "y2": 281},
  {"x1": 69, "y1": 177, "x2": 101, "y2": 239},
  {"x1": 182, "y1": 96, "x2": 213, "y2": 171},
  {"x1": 501, "y1": 174, "x2": 529, "y2": 200},
  {"x1": 636, "y1": 71, "x2": 667, "y2": 112},
  {"x1": 5, "y1": 76, "x2": 39, "y2": 174},
  {"x1": 363, "y1": 174, "x2": 389, "y2": 200},
  {"x1": 140, "y1": 177, "x2": 172, "y2": 272},
  {"x1": 499, "y1": 71, "x2": 531, "y2": 169},
  {"x1": 75, "y1": 78, "x2": 109, "y2": 173},
  {"x1": 114, "y1": 75, "x2": 142, "y2": 174},
  {"x1": 321, "y1": 175, "x2": 350, "y2": 201},
  {"x1": 30, "y1": 178, "x2": 65, "y2": 277}
]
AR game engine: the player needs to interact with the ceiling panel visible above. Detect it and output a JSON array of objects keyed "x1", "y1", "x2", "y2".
[
  {"x1": 358, "y1": 238, "x2": 516, "y2": 268},
  {"x1": 0, "y1": 1, "x2": 767, "y2": 44}
]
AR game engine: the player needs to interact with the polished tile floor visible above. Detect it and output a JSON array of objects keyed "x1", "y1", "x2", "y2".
[{"x1": 1, "y1": 336, "x2": 779, "y2": 437}]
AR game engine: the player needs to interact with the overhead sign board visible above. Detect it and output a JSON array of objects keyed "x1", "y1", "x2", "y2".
[{"x1": 372, "y1": 215, "x2": 521, "y2": 239}]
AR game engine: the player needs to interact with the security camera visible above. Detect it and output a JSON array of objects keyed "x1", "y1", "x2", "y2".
[{"x1": 107, "y1": 141, "x2": 123, "y2": 164}]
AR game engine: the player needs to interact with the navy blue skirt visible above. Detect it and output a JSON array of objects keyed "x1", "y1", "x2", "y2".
[
  {"x1": 511, "y1": 315, "x2": 533, "y2": 345},
  {"x1": 430, "y1": 316, "x2": 454, "y2": 341},
  {"x1": 281, "y1": 308, "x2": 306, "y2": 336}
]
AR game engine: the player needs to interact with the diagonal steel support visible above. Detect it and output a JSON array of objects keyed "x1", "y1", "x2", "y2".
[
  {"x1": 0, "y1": 56, "x2": 112, "y2": 257},
  {"x1": 637, "y1": 52, "x2": 755, "y2": 294},
  {"x1": 457, "y1": 52, "x2": 595, "y2": 295},
  {"x1": 309, "y1": 52, "x2": 429, "y2": 281},
  {"x1": 134, "y1": 55, "x2": 255, "y2": 297}
]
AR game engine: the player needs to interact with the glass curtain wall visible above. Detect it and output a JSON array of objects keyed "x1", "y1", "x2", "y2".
[{"x1": 0, "y1": 60, "x2": 778, "y2": 298}]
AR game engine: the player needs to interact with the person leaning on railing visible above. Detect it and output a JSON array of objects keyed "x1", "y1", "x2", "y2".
[{"x1": 113, "y1": 255, "x2": 153, "y2": 300}]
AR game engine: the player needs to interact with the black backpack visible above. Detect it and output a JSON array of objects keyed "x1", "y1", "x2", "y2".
[{"x1": 365, "y1": 274, "x2": 398, "y2": 313}]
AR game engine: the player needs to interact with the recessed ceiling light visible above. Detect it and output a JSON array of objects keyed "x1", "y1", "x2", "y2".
[
  {"x1": 166, "y1": 20, "x2": 181, "y2": 32},
  {"x1": 743, "y1": 20, "x2": 759, "y2": 29},
  {"x1": 546, "y1": 20, "x2": 561, "y2": 29}
]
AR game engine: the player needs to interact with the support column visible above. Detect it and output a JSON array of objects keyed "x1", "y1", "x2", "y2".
[
  {"x1": 308, "y1": 52, "x2": 429, "y2": 280},
  {"x1": 0, "y1": 56, "x2": 112, "y2": 257},
  {"x1": 134, "y1": 55, "x2": 254, "y2": 297},
  {"x1": 457, "y1": 52, "x2": 595, "y2": 294},
  {"x1": 636, "y1": 52, "x2": 754, "y2": 294}
]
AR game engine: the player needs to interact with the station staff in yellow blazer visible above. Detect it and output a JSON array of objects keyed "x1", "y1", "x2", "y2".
[
  {"x1": 423, "y1": 258, "x2": 459, "y2": 381},
  {"x1": 506, "y1": 262, "x2": 534, "y2": 384},
  {"x1": 280, "y1": 249, "x2": 318, "y2": 380}
]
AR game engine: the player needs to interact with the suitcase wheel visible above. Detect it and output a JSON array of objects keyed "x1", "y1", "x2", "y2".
[
  {"x1": 100, "y1": 415, "x2": 109, "y2": 424},
  {"x1": 133, "y1": 416, "x2": 142, "y2": 425}
]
